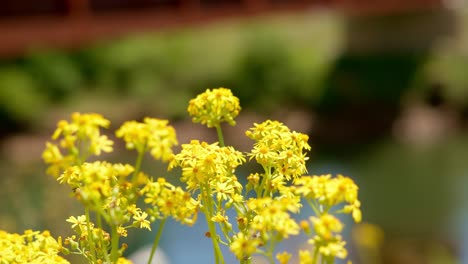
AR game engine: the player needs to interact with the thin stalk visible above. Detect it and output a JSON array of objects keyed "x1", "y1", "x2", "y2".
[
  {"x1": 260, "y1": 166, "x2": 272, "y2": 198},
  {"x1": 131, "y1": 149, "x2": 145, "y2": 185},
  {"x1": 215, "y1": 125, "x2": 225, "y2": 147},
  {"x1": 265, "y1": 236, "x2": 277, "y2": 264},
  {"x1": 240, "y1": 257, "x2": 252, "y2": 264},
  {"x1": 312, "y1": 246, "x2": 319, "y2": 264},
  {"x1": 202, "y1": 185, "x2": 224, "y2": 264},
  {"x1": 96, "y1": 214, "x2": 110, "y2": 263},
  {"x1": 306, "y1": 199, "x2": 321, "y2": 216},
  {"x1": 110, "y1": 225, "x2": 120, "y2": 263},
  {"x1": 84, "y1": 207, "x2": 97, "y2": 263},
  {"x1": 147, "y1": 219, "x2": 167, "y2": 264}
]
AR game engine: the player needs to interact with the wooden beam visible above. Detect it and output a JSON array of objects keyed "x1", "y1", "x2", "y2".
[{"x1": 0, "y1": 0, "x2": 443, "y2": 58}]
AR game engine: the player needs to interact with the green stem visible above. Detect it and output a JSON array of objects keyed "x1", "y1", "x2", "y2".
[
  {"x1": 265, "y1": 236, "x2": 277, "y2": 264},
  {"x1": 307, "y1": 199, "x2": 321, "y2": 216},
  {"x1": 96, "y1": 214, "x2": 111, "y2": 263},
  {"x1": 215, "y1": 125, "x2": 225, "y2": 147},
  {"x1": 131, "y1": 150, "x2": 145, "y2": 185},
  {"x1": 259, "y1": 166, "x2": 272, "y2": 198},
  {"x1": 202, "y1": 185, "x2": 224, "y2": 264},
  {"x1": 110, "y1": 225, "x2": 120, "y2": 263},
  {"x1": 147, "y1": 219, "x2": 167, "y2": 264},
  {"x1": 240, "y1": 257, "x2": 252, "y2": 264},
  {"x1": 312, "y1": 245, "x2": 319, "y2": 264},
  {"x1": 84, "y1": 207, "x2": 97, "y2": 263}
]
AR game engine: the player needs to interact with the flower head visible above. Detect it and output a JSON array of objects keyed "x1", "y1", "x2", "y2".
[
  {"x1": 277, "y1": 252, "x2": 292, "y2": 264},
  {"x1": 132, "y1": 211, "x2": 151, "y2": 231},
  {"x1": 246, "y1": 120, "x2": 311, "y2": 194},
  {"x1": 169, "y1": 140, "x2": 245, "y2": 192},
  {"x1": 143, "y1": 177, "x2": 199, "y2": 226},
  {"x1": 188, "y1": 88, "x2": 241, "y2": 128},
  {"x1": 306, "y1": 214, "x2": 348, "y2": 260},
  {"x1": 116, "y1": 118, "x2": 178, "y2": 161},
  {"x1": 229, "y1": 232, "x2": 260, "y2": 260},
  {"x1": 43, "y1": 112, "x2": 113, "y2": 177},
  {"x1": 294, "y1": 174, "x2": 362, "y2": 222},
  {"x1": 0, "y1": 230, "x2": 69, "y2": 264},
  {"x1": 247, "y1": 197, "x2": 300, "y2": 240}
]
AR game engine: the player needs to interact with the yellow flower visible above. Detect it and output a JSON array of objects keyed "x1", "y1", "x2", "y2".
[
  {"x1": 300, "y1": 220, "x2": 311, "y2": 234},
  {"x1": 143, "y1": 177, "x2": 199, "y2": 226},
  {"x1": 211, "y1": 213, "x2": 230, "y2": 227},
  {"x1": 90, "y1": 135, "x2": 113, "y2": 155},
  {"x1": 298, "y1": 250, "x2": 313, "y2": 264},
  {"x1": 169, "y1": 140, "x2": 245, "y2": 191},
  {"x1": 117, "y1": 226, "x2": 128, "y2": 237},
  {"x1": 42, "y1": 142, "x2": 74, "y2": 177},
  {"x1": 132, "y1": 211, "x2": 151, "y2": 231},
  {"x1": 188, "y1": 88, "x2": 241, "y2": 128},
  {"x1": 116, "y1": 118, "x2": 178, "y2": 161},
  {"x1": 246, "y1": 120, "x2": 310, "y2": 186},
  {"x1": 43, "y1": 113, "x2": 113, "y2": 177},
  {"x1": 310, "y1": 214, "x2": 343, "y2": 240},
  {"x1": 305, "y1": 213, "x2": 350, "y2": 261},
  {"x1": 276, "y1": 252, "x2": 292, "y2": 264},
  {"x1": 66, "y1": 215, "x2": 87, "y2": 229},
  {"x1": 247, "y1": 197, "x2": 300, "y2": 240},
  {"x1": 229, "y1": 233, "x2": 259, "y2": 260},
  {"x1": 0, "y1": 230, "x2": 70, "y2": 264},
  {"x1": 318, "y1": 239, "x2": 348, "y2": 259},
  {"x1": 294, "y1": 174, "x2": 362, "y2": 223},
  {"x1": 116, "y1": 257, "x2": 133, "y2": 264},
  {"x1": 42, "y1": 142, "x2": 63, "y2": 164}
]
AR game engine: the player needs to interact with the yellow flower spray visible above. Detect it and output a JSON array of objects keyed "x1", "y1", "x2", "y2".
[{"x1": 0, "y1": 87, "x2": 362, "y2": 264}]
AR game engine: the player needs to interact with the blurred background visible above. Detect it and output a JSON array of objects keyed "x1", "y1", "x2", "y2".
[{"x1": 1, "y1": 0, "x2": 468, "y2": 263}]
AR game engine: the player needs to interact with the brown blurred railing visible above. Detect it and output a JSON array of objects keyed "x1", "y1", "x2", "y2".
[{"x1": 0, "y1": 0, "x2": 443, "y2": 58}]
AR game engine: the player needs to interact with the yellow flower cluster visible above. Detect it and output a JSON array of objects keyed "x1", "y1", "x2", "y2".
[
  {"x1": 28, "y1": 87, "x2": 364, "y2": 264},
  {"x1": 247, "y1": 197, "x2": 301, "y2": 240},
  {"x1": 230, "y1": 195, "x2": 303, "y2": 262},
  {"x1": 116, "y1": 118, "x2": 178, "y2": 161},
  {"x1": 64, "y1": 216, "x2": 114, "y2": 258},
  {"x1": 142, "y1": 177, "x2": 198, "y2": 226},
  {"x1": 58, "y1": 162, "x2": 135, "y2": 213},
  {"x1": 169, "y1": 140, "x2": 245, "y2": 195},
  {"x1": 276, "y1": 252, "x2": 292, "y2": 264},
  {"x1": 309, "y1": 214, "x2": 348, "y2": 259},
  {"x1": 247, "y1": 120, "x2": 311, "y2": 182},
  {"x1": 0, "y1": 230, "x2": 69, "y2": 264},
  {"x1": 59, "y1": 162, "x2": 152, "y2": 262},
  {"x1": 187, "y1": 87, "x2": 241, "y2": 128},
  {"x1": 229, "y1": 232, "x2": 260, "y2": 260},
  {"x1": 294, "y1": 174, "x2": 362, "y2": 223},
  {"x1": 43, "y1": 112, "x2": 113, "y2": 177},
  {"x1": 130, "y1": 208, "x2": 151, "y2": 231},
  {"x1": 290, "y1": 174, "x2": 362, "y2": 262}
]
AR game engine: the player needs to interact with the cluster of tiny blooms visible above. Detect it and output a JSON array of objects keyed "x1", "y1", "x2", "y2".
[
  {"x1": 42, "y1": 113, "x2": 113, "y2": 177},
  {"x1": 187, "y1": 87, "x2": 241, "y2": 128},
  {"x1": 0, "y1": 230, "x2": 69, "y2": 264},
  {"x1": 293, "y1": 174, "x2": 362, "y2": 263},
  {"x1": 168, "y1": 140, "x2": 245, "y2": 198},
  {"x1": 229, "y1": 196, "x2": 302, "y2": 260},
  {"x1": 116, "y1": 118, "x2": 177, "y2": 161},
  {"x1": 294, "y1": 174, "x2": 362, "y2": 223},
  {"x1": 246, "y1": 120, "x2": 311, "y2": 193},
  {"x1": 142, "y1": 177, "x2": 199, "y2": 225},
  {"x1": 0, "y1": 87, "x2": 363, "y2": 264},
  {"x1": 59, "y1": 161, "x2": 136, "y2": 217},
  {"x1": 40, "y1": 112, "x2": 184, "y2": 263}
]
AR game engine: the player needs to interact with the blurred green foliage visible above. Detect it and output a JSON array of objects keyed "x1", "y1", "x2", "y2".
[
  {"x1": 0, "y1": 14, "x2": 341, "y2": 133},
  {"x1": 1, "y1": 10, "x2": 468, "y2": 133}
]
